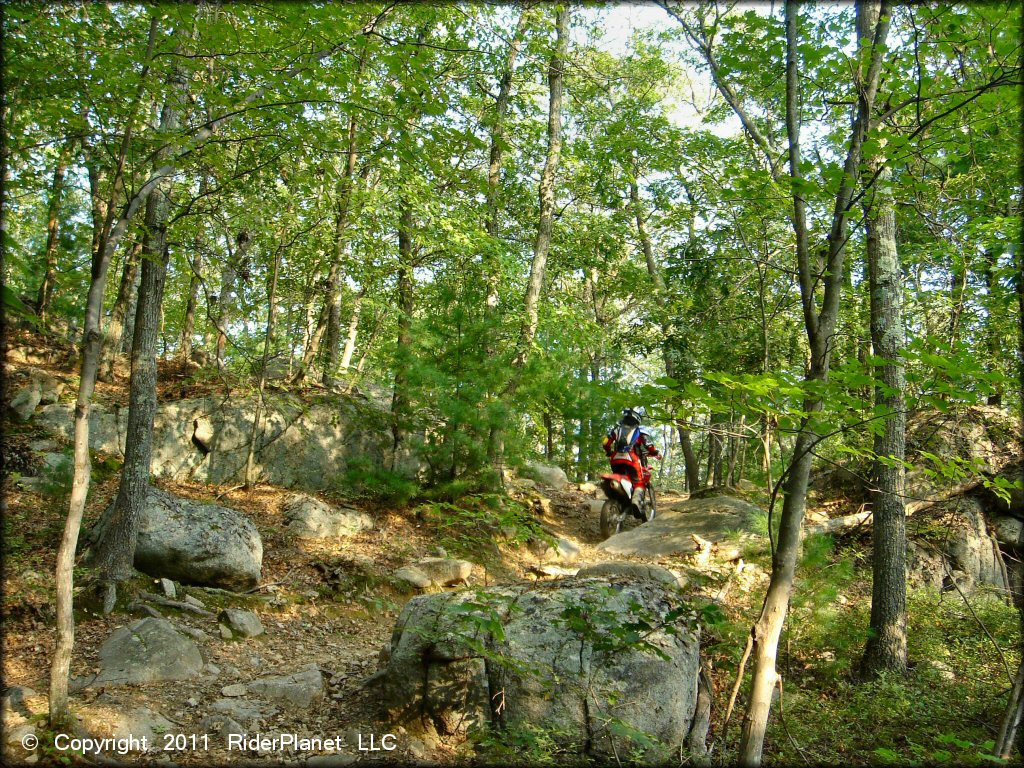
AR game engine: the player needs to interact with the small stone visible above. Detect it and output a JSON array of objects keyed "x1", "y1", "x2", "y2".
[
  {"x1": 159, "y1": 578, "x2": 177, "y2": 599},
  {"x1": 204, "y1": 664, "x2": 221, "y2": 676},
  {"x1": 407, "y1": 737, "x2": 427, "y2": 760},
  {"x1": 221, "y1": 684, "x2": 247, "y2": 697},
  {"x1": 183, "y1": 594, "x2": 207, "y2": 609},
  {"x1": 220, "y1": 626, "x2": 234, "y2": 640},
  {"x1": 186, "y1": 698, "x2": 198, "y2": 707}
]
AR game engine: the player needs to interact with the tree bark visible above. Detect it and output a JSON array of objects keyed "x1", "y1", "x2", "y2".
[
  {"x1": 49, "y1": 15, "x2": 160, "y2": 728},
  {"x1": 390, "y1": 194, "x2": 416, "y2": 468},
  {"x1": 737, "y1": 2, "x2": 891, "y2": 763},
  {"x1": 324, "y1": 110, "x2": 360, "y2": 386},
  {"x1": 98, "y1": 235, "x2": 142, "y2": 382},
  {"x1": 340, "y1": 285, "x2": 365, "y2": 371},
  {"x1": 510, "y1": 6, "x2": 569, "y2": 371},
  {"x1": 36, "y1": 137, "x2": 75, "y2": 327},
  {"x1": 88, "y1": 55, "x2": 182, "y2": 609},
  {"x1": 180, "y1": 175, "x2": 209, "y2": 361},
  {"x1": 484, "y1": 8, "x2": 529, "y2": 465},
  {"x1": 860, "y1": 162, "x2": 908, "y2": 676},
  {"x1": 245, "y1": 238, "x2": 283, "y2": 489},
  {"x1": 678, "y1": 426, "x2": 700, "y2": 493}
]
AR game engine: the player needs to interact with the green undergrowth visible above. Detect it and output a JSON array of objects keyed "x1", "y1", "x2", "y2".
[
  {"x1": 713, "y1": 533, "x2": 1020, "y2": 765},
  {"x1": 417, "y1": 493, "x2": 550, "y2": 567}
]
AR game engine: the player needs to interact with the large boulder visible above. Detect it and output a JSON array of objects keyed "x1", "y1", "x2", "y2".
[
  {"x1": 128, "y1": 486, "x2": 263, "y2": 591},
  {"x1": 91, "y1": 618, "x2": 204, "y2": 687},
  {"x1": 522, "y1": 462, "x2": 570, "y2": 490},
  {"x1": 597, "y1": 495, "x2": 762, "y2": 558},
  {"x1": 283, "y1": 494, "x2": 372, "y2": 538},
  {"x1": 35, "y1": 392, "x2": 418, "y2": 491},
  {"x1": 377, "y1": 572, "x2": 700, "y2": 763},
  {"x1": 394, "y1": 558, "x2": 473, "y2": 590}
]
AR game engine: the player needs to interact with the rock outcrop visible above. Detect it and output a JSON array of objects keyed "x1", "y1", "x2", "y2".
[
  {"x1": 597, "y1": 495, "x2": 762, "y2": 558},
  {"x1": 377, "y1": 569, "x2": 700, "y2": 763},
  {"x1": 35, "y1": 392, "x2": 418, "y2": 491}
]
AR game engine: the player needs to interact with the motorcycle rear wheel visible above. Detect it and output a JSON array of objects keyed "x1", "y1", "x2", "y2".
[
  {"x1": 600, "y1": 498, "x2": 627, "y2": 540},
  {"x1": 645, "y1": 485, "x2": 657, "y2": 522}
]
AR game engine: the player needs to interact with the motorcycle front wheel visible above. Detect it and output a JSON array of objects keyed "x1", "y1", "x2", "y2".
[{"x1": 600, "y1": 498, "x2": 628, "y2": 540}]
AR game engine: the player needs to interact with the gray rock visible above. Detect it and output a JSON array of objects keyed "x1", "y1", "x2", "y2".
[
  {"x1": 283, "y1": 494, "x2": 373, "y2": 539},
  {"x1": 523, "y1": 462, "x2": 569, "y2": 490},
  {"x1": 92, "y1": 618, "x2": 203, "y2": 687},
  {"x1": 529, "y1": 536, "x2": 580, "y2": 564},
  {"x1": 577, "y1": 562, "x2": 688, "y2": 590},
  {"x1": 221, "y1": 684, "x2": 248, "y2": 698},
  {"x1": 129, "y1": 486, "x2": 262, "y2": 591},
  {"x1": 598, "y1": 495, "x2": 763, "y2": 558},
  {"x1": 378, "y1": 574, "x2": 700, "y2": 762},
  {"x1": 992, "y1": 514, "x2": 1024, "y2": 549},
  {"x1": 34, "y1": 372, "x2": 64, "y2": 404},
  {"x1": 247, "y1": 666, "x2": 324, "y2": 709},
  {"x1": 78, "y1": 705, "x2": 174, "y2": 747},
  {"x1": 394, "y1": 558, "x2": 473, "y2": 590},
  {"x1": 9, "y1": 383, "x2": 42, "y2": 422},
  {"x1": 192, "y1": 417, "x2": 215, "y2": 454},
  {"x1": 211, "y1": 698, "x2": 270, "y2": 726},
  {"x1": 159, "y1": 578, "x2": 177, "y2": 599},
  {"x1": 36, "y1": 393, "x2": 422, "y2": 491},
  {"x1": 219, "y1": 609, "x2": 265, "y2": 639},
  {"x1": 2, "y1": 722, "x2": 36, "y2": 763},
  {"x1": 200, "y1": 714, "x2": 246, "y2": 743},
  {"x1": 306, "y1": 755, "x2": 357, "y2": 767}
]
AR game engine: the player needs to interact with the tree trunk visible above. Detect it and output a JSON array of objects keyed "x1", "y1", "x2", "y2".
[
  {"x1": 860, "y1": 159, "x2": 908, "y2": 676},
  {"x1": 215, "y1": 229, "x2": 251, "y2": 369},
  {"x1": 87, "y1": 57, "x2": 182, "y2": 609},
  {"x1": 324, "y1": 111, "x2": 360, "y2": 386},
  {"x1": 340, "y1": 286, "x2": 365, "y2": 371},
  {"x1": 180, "y1": 175, "x2": 208, "y2": 361},
  {"x1": 983, "y1": 249, "x2": 1004, "y2": 405},
  {"x1": 36, "y1": 137, "x2": 75, "y2": 327},
  {"x1": 678, "y1": 426, "x2": 700, "y2": 492},
  {"x1": 737, "y1": 2, "x2": 890, "y2": 763},
  {"x1": 49, "y1": 16, "x2": 161, "y2": 727},
  {"x1": 98, "y1": 236, "x2": 143, "y2": 382},
  {"x1": 245, "y1": 239, "x2": 283, "y2": 489},
  {"x1": 390, "y1": 194, "x2": 416, "y2": 468},
  {"x1": 510, "y1": 6, "x2": 569, "y2": 372},
  {"x1": 484, "y1": 9, "x2": 529, "y2": 466}
]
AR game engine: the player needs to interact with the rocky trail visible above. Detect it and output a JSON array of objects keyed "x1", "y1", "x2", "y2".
[
  {"x1": 2, "y1": 338, "x2": 758, "y2": 767},
  {"x1": 6, "y1": 333, "x2": 1021, "y2": 766},
  {"x1": 4, "y1": 397, "x2": 765, "y2": 768}
]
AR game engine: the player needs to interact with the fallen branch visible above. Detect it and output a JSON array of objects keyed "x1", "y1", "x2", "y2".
[
  {"x1": 804, "y1": 477, "x2": 985, "y2": 537},
  {"x1": 136, "y1": 590, "x2": 217, "y2": 618}
]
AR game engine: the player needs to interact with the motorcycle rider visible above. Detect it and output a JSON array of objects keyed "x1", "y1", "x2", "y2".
[{"x1": 602, "y1": 406, "x2": 660, "y2": 477}]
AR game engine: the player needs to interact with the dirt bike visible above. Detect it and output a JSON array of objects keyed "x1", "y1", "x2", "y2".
[{"x1": 599, "y1": 447, "x2": 657, "y2": 540}]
